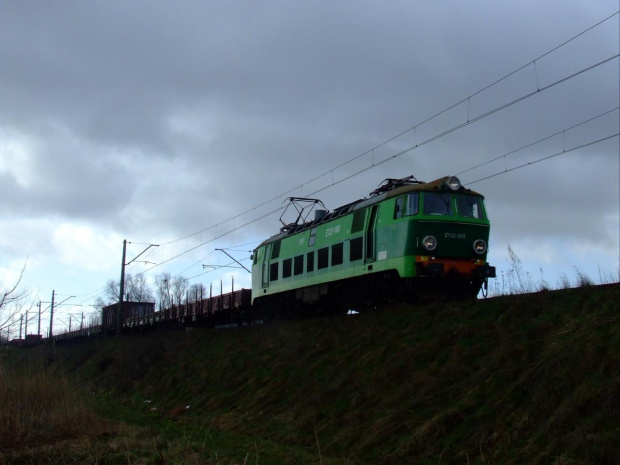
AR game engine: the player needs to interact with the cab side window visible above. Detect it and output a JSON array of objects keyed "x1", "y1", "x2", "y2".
[
  {"x1": 406, "y1": 193, "x2": 419, "y2": 216},
  {"x1": 394, "y1": 197, "x2": 405, "y2": 219}
]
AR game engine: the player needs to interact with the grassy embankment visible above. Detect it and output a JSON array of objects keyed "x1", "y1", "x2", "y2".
[{"x1": 1, "y1": 283, "x2": 618, "y2": 464}]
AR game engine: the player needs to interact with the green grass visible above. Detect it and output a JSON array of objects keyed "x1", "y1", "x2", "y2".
[{"x1": 3, "y1": 283, "x2": 619, "y2": 464}]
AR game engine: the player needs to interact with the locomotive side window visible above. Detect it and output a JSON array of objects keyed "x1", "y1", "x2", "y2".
[
  {"x1": 318, "y1": 247, "x2": 329, "y2": 269},
  {"x1": 307, "y1": 251, "x2": 315, "y2": 272},
  {"x1": 308, "y1": 227, "x2": 318, "y2": 247},
  {"x1": 394, "y1": 197, "x2": 405, "y2": 219},
  {"x1": 332, "y1": 243, "x2": 343, "y2": 266},
  {"x1": 351, "y1": 210, "x2": 366, "y2": 233},
  {"x1": 294, "y1": 255, "x2": 304, "y2": 275},
  {"x1": 350, "y1": 237, "x2": 363, "y2": 261},
  {"x1": 270, "y1": 262, "x2": 279, "y2": 282},
  {"x1": 457, "y1": 196, "x2": 484, "y2": 219},
  {"x1": 283, "y1": 258, "x2": 292, "y2": 278},
  {"x1": 406, "y1": 193, "x2": 419, "y2": 216},
  {"x1": 271, "y1": 241, "x2": 281, "y2": 259},
  {"x1": 424, "y1": 193, "x2": 453, "y2": 216}
]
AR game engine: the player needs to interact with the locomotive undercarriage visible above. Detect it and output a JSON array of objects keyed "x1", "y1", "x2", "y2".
[{"x1": 251, "y1": 268, "x2": 488, "y2": 321}]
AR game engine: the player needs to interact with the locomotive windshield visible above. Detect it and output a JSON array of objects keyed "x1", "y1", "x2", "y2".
[
  {"x1": 456, "y1": 195, "x2": 485, "y2": 219},
  {"x1": 424, "y1": 193, "x2": 452, "y2": 216},
  {"x1": 422, "y1": 193, "x2": 485, "y2": 219}
]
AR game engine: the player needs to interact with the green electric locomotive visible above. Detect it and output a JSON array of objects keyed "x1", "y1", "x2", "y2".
[{"x1": 251, "y1": 175, "x2": 495, "y2": 316}]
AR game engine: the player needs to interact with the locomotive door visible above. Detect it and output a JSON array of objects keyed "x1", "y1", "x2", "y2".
[
  {"x1": 365, "y1": 205, "x2": 378, "y2": 263},
  {"x1": 261, "y1": 245, "x2": 270, "y2": 289}
]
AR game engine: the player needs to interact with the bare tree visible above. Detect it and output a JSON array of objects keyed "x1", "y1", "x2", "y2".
[
  {"x1": 170, "y1": 276, "x2": 189, "y2": 306},
  {"x1": 104, "y1": 279, "x2": 119, "y2": 304},
  {"x1": 153, "y1": 273, "x2": 190, "y2": 310},
  {"x1": 104, "y1": 274, "x2": 154, "y2": 304},
  {"x1": 125, "y1": 274, "x2": 154, "y2": 302},
  {"x1": 0, "y1": 261, "x2": 35, "y2": 341},
  {"x1": 188, "y1": 283, "x2": 206, "y2": 302},
  {"x1": 93, "y1": 296, "x2": 106, "y2": 311},
  {"x1": 154, "y1": 272, "x2": 172, "y2": 310}
]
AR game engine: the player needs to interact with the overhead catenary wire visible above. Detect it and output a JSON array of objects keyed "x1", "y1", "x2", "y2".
[
  {"x1": 467, "y1": 133, "x2": 619, "y2": 185},
  {"x1": 140, "y1": 51, "x2": 619, "y2": 273},
  {"x1": 158, "y1": 11, "x2": 619, "y2": 247},
  {"x1": 43, "y1": 11, "x2": 619, "y2": 315},
  {"x1": 456, "y1": 107, "x2": 620, "y2": 176}
]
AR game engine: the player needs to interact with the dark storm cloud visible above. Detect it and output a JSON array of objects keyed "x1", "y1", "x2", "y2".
[{"x1": 0, "y1": 0, "x2": 617, "y2": 300}]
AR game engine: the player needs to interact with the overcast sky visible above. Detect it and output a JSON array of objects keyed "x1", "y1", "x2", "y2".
[{"x1": 1, "y1": 1, "x2": 618, "y2": 336}]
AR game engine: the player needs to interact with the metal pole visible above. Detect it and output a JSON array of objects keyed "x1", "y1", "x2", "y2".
[
  {"x1": 37, "y1": 301, "x2": 41, "y2": 336},
  {"x1": 102, "y1": 307, "x2": 107, "y2": 338},
  {"x1": 49, "y1": 290, "x2": 55, "y2": 341},
  {"x1": 117, "y1": 239, "x2": 127, "y2": 337},
  {"x1": 25, "y1": 311, "x2": 28, "y2": 338},
  {"x1": 231, "y1": 276, "x2": 235, "y2": 309}
]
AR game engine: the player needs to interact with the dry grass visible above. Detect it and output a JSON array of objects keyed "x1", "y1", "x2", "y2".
[
  {"x1": 489, "y1": 245, "x2": 618, "y2": 297},
  {"x1": 0, "y1": 357, "x2": 160, "y2": 464},
  {"x1": 0, "y1": 355, "x2": 290, "y2": 464},
  {"x1": 0, "y1": 360, "x2": 101, "y2": 450}
]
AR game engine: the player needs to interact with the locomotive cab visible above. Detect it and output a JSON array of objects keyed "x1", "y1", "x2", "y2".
[{"x1": 381, "y1": 175, "x2": 495, "y2": 296}]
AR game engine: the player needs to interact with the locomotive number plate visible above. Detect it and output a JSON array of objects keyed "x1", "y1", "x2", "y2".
[{"x1": 444, "y1": 233, "x2": 466, "y2": 239}]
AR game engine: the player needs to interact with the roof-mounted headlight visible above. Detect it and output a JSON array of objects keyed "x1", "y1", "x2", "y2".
[
  {"x1": 446, "y1": 176, "x2": 461, "y2": 191},
  {"x1": 422, "y1": 235, "x2": 437, "y2": 251}
]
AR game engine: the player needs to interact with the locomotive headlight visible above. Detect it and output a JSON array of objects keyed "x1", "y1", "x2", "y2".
[
  {"x1": 446, "y1": 176, "x2": 461, "y2": 191},
  {"x1": 422, "y1": 235, "x2": 438, "y2": 251},
  {"x1": 473, "y1": 239, "x2": 487, "y2": 254}
]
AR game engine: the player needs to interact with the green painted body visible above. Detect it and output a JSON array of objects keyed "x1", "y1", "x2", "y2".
[{"x1": 251, "y1": 177, "x2": 492, "y2": 304}]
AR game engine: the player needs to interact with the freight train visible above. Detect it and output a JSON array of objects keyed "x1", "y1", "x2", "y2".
[{"x1": 54, "y1": 174, "x2": 496, "y2": 340}]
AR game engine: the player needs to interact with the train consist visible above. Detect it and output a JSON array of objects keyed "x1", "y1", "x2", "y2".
[{"x1": 54, "y1": 174, "x2": 496, "y2": 340}]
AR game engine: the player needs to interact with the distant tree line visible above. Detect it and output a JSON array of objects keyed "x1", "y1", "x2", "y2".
[{"x1": 94, "y1": 273, "x2": 207, "y2": 312}]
